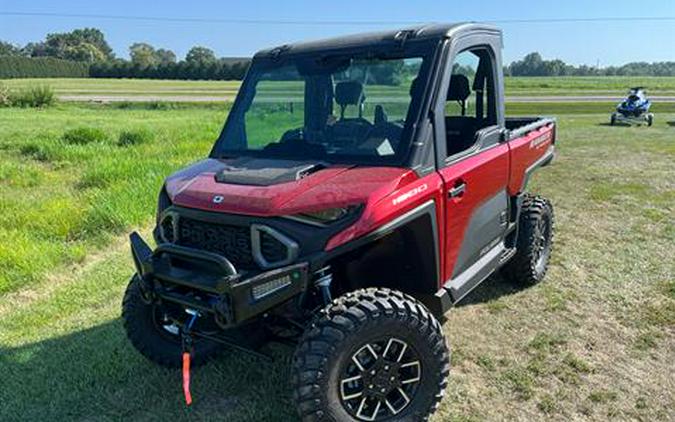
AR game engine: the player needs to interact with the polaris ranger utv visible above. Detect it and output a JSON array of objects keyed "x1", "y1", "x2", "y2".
[{"x1": 123, "y1": 23, "x2": 556, "y2": 421}]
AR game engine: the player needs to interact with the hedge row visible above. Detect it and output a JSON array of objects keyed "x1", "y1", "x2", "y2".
[
  {"x1": 89, "y1": 60, "x2": 250, "y2": 80},
  {"x1": 0, "y1": 56, "x2": 90, "y2": 78}
]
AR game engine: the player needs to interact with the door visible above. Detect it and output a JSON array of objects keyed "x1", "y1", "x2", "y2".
[{"x1": 436, "y1": 47, "x2": 510, "y2": 302}]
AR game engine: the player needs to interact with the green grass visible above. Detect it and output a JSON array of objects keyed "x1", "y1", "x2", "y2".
[
  {"x1": 0, "y1": 103, "x2": 673, "y2": 420},
  {"x1": 2, "y1": 76, "x2": 675, "y2": 99},
  {"x1": 0, "y1": 103, "x2": 230, "y2": 293},
  {"x1": 505, "y1": 76, "x2": 675, "y2": 95}
]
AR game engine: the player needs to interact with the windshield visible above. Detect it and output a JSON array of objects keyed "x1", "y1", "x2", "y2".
[{"x1": 212, "y1": 50, "x2": 431, "y2": 165}]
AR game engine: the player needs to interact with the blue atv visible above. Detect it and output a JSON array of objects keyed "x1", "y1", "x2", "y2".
[{"x1": 611, "y1": 87, "x2": 654, "y2": 126}]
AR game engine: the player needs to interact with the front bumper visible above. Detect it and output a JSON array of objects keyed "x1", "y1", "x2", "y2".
[{"x1": 130, "y1": 232, "x2": 309, "y2": 328}]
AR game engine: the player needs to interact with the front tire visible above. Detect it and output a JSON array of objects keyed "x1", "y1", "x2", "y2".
[
  {"x1": 292, "y1": 288, "x2": 450, "y2": 421},
  {"x1": 502, "y1": 194, "x2": 554, "y2": 286},
  {"x1": 122, "y1": 275, "x2": 224, "y2": 368}
]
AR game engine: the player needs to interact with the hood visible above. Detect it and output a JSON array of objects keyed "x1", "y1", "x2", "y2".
[{"x1": 165, "y1": 158, "x2": 418, "y2": 217}]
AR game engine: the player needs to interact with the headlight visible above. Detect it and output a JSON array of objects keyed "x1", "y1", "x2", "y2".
[
  {"x1": 156, "y1": 186, "x2": 171, "y2": 224},
  {"x1": 154, "y1": 186, "x2": 173, "y2": 244},
  {"x1": 288, "y1": 205, "x2": 361, "y2": 227}
]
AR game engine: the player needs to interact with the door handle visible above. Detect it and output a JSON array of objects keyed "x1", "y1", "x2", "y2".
[{"x1": 449, "y1": 182, "x2": 466, "y2": 198}]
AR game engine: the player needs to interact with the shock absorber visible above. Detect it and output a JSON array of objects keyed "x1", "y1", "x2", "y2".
[{"x1": 313, "y1": 266, "x2": 333, "y2": 305}]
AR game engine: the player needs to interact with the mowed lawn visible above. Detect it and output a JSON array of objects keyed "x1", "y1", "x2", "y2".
[
  {"x1": 3, "y1": 76, "x2": 675, "y2": 99},
  {"x1": 0, "y1": 103, "x2": 673, "y2": 421}
]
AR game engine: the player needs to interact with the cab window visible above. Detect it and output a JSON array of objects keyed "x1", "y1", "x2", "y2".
[{"x1": 444, "y1": 48, "x2": 497, "y2": 157}]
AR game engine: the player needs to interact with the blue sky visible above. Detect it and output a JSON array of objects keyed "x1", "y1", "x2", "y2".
[{"x1": 1, "y1": 0, "x2": 674, "y2": 66}]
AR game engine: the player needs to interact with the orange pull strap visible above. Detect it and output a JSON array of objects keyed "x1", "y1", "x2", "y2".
[{"x1": 182, "y1": 352, "x2": 192, "y2": 406}]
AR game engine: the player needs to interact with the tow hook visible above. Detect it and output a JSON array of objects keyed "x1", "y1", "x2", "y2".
[{"x1": 180, "y1": 310, "x2": 199, "y2": 406}]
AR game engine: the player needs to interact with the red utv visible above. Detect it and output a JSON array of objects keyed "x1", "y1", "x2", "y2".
[{"x1": 123, "y1": 22, "x2": 556, "y2": 421}]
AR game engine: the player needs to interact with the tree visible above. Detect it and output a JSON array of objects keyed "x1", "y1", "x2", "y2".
[
  {"x1": 129, "y1": 42, "x2": 158, "y2": 67},
  {"x1": 510, "y1": 52, "x2": 545, "y2": 76},
  {"x1": 64, "y1": 43, "x2": 107, "y2": 62},
  {"x1": 21, "y1": 42, "x2": 47, "y2": 57},
  {"x1": 38, "y1": 28, "x2": 113, "y2": 62},
  {"x1": 185, "y1": 46, "x2": 216, "y2": 64},
  {"x1": 155, "y1": 48, "x2": 176, "y2": 65},
  {"x1": 71, "y1": 28, "x2": 114, "y2": 59},
  {"x1": 0, "y1": 41, "x2": 20, "y2": 56}
]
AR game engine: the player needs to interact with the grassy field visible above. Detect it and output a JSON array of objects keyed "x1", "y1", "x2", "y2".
[
  {"x1": 3, "y1": 76, "x2": 675, "y2": 98},
  {"x1": 0, "y1": 102, "x2": 673, "y2": 421},
  {"x1": 0, "y1": 103, "x2": 230, "y2": 294}
]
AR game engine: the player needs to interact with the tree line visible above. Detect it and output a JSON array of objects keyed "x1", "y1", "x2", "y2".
[
  {"x1": 506, "y1": 52, "x2": 675, "y2": 77},
  {"x1": 1, "y1": 28, "x2": 674, "y2": 79},
  {"x1": 0, "y1": 28, "x2": 250, "y2": 80}
]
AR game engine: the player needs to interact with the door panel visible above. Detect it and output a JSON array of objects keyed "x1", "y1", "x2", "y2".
[
  {"x1": 439, "y1": 143, "x2": 510, "y2": 282},
  {"x1": 451, "y1": 189, "x2": 508, "y2": 277}
]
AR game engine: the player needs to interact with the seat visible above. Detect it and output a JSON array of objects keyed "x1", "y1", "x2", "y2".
[
  {"x1": 335, "y1": 80, "x2": 366, "y2": 119},
  {"x1": 329, "y1": 81, "x2": 371, "y2": 147},
  {"x1": 445, "y1": 74, "x2": 478, "y2": 156},
  {"x1": 374, "y1": 105, "x2": 387, "y2": 126}
]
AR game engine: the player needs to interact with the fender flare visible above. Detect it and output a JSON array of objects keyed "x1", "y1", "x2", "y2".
[
  {"x1": 313, "y1": 200, "x2": 441, "y2": 298},
  {"x1": 520, "y1": 147, "x2": 555, "y2": 192}
]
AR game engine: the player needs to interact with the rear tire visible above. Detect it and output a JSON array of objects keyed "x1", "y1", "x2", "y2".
[
  {"x1": 647, "y1": 114, "x2": 654, "y2": 126},
  {"x1": 291, "y1": 288, "x2": 450, "y2": 422},
  {"x1": 610, "y1": 113, "x2": 617, "y2": 126},
  {"x1": 502, "y1": 194, "x2": 554, "y2": 286},
  {"x1": 122, "y1": 275, "x2": 224, "y2": 368}
]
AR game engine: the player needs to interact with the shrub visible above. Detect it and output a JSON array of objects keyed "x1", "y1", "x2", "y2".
[
  {"x1": 0, "y1": 83, "x2": 10, "y2": 107},
  {"x1": 11, "y1": 85, "x2": 56, "y2": 108},
  {"x1": 0, "y1": 56, "x2": 89, "y2": 78},
  {"x1": 117, "y1": 128, "x2": 155, "y2": 147},
  {"x1": 62, "y1": 127, "x2": 109, "y2": 145}
]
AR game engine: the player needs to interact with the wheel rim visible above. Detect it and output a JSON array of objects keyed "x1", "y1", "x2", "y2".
[
  {"x1": 532, "y1": 214, "x2": 552, "y2": 274},
  {"x1": 339, "y1": 337, "x2": 422, "y2": 421}
]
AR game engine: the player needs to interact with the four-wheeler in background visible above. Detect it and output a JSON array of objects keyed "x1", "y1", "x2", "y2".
[
  {"x1": 611, "y1": 87, "x2": 654, "y2": 126},
  {"x1": 123, "y1": 22, "x2": 557, "y2": 421}
]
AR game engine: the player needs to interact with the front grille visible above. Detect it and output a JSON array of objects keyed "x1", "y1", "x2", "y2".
[{"x1": 176, "y1": 217, "x2": 256, "y2": 270}]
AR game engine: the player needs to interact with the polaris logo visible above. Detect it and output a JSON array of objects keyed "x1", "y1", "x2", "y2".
[
  {"x1": 392, "y1": 184, "x2": 428, "y2": 206},
  {"x1": 212, "y1": 195, "x2": 224, "y2": 204}
]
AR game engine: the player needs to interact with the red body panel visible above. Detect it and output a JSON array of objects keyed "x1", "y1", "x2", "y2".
[
  {"x1": 164, "y1": 122, "x2": 554, "y2": 291},
  {"x1": 507, "y1": 123, "x2": 555, "y2": 195},
  {"x1": 438, "y1": 144, "x2": 510, "y2": 281},
  {"x1": 166, "y1": 158, "x2": 416, "y2": 217}
]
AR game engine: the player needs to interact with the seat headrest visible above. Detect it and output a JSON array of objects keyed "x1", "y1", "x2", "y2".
[
  {"x1": 374, "y1": 105, "x2": 387, "y2": 125},
  {"x1": 448, "y1": 74, "x2": 470, "y2": 102},
  {"x1": 409, "y1": 77, "x2": 422, "y2": 98},
  {"x1": 335, "y1": 81, "x2": 365, "y2": 106}
]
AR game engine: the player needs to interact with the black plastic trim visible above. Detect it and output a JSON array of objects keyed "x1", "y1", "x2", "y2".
[
  {"x1": 521, "y1": 146, "x2": 555, "y2": 192},
  {"x1": 156, "y1": 205, "x2": 360, "y2": 273},
  {"x1": 445, "y1": 242, "x2": 506, "y2": 303},
  {"x1": 130, "y1": 231, "x2": 310, "y2": 327},
  {"x1": 312, "y1": 200, "x2": 441, "y2": 290}
]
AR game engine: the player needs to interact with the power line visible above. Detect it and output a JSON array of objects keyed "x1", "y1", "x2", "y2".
[{"x1": 1, "y1": 11, "x2": 674, "y2": 26}]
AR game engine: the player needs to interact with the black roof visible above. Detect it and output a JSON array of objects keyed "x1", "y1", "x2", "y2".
[{"x1": 254, "y1": 22, "x2": 501, "y2": 58}]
